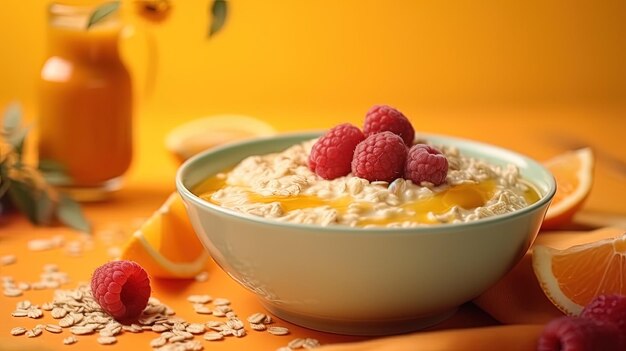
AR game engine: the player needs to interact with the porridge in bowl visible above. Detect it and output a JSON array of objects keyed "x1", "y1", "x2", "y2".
[
  {"x1": 194, "y1": 107, "x2": 540, "y2": 228},
  {"x1": 177, "y1": 106, "x2": 556, "y2": 335}
]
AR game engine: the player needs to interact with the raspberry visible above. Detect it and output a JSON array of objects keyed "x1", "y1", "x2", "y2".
[
  {"x1": 91, "y1": 260, "x2": 151, "y2": 322},
  {"x1": 309, "y1": 123, "x2": 365, "y2": 180},
  {"x1": 537, "y1": 316, "x2": 623, "y2": 351},
  {"x1": 351, "y1": 131, "x2": 407, "y2": 183},
  {"x1": 363, "y1": 105, "x2": 415, "y2": 146},
  {"x1": 404, "y1": 144, "x2": 448, "y2": 186},
  {"x1": 582, "y1": 294, "x2": 626, "y2": 335}
]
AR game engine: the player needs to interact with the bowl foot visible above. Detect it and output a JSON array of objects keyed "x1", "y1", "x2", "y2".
[{"x1": 260, "y1": 302, "x2": 457, "y2": 336}]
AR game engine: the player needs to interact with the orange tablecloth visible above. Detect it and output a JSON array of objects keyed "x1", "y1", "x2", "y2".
[{"x1": 0, "y1": 107, "x2": 625, "y2": 350}]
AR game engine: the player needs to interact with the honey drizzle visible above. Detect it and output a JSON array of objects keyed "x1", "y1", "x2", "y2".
[{"x1": 194, "y1": 175, "x2": 541, "y2": 226}]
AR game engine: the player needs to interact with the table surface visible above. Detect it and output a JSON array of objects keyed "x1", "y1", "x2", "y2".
[{"x1": 1, "y1": 106, "x2": 625, "y2": 350}]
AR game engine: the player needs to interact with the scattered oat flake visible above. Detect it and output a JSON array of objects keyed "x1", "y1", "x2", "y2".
[
  {"x1": 194, "y1": 305, "x2": 212, "y2": 315},
  {"x1": 97, "y1": 336, "x2": 117, "y2": 345},
  {"x1": 212, "y1": 297, "x2": 230, "y2": 306},
  {"x1": 26, "y1": 327, "x2": 43, "y2": 337},
  {"x1": 288, "y1": 338, "x2": 306, "y2": 348},
  {"x1": 250, "y1": 323, "x2": 266, "y2": 331},
  {"x1": 51, "y1": 307, "x2": 67, "y2": 319},
  {"x1": 304, "y1": 338, "x2": 322, "y2": 348},
  {"x1": 267, "y1": 326, "x2": 290, "y2": 336},
  {"x1": 187, "y1": 294, "x2": 212, "y2": 304},
  {"x1": 226, "y1": 319, "x2": 244, "y2": 330},
  {"x1": 1, "y1": 255, "x2": 16, "y2": 266},
  {"x1": 70, "y1": 325, "x2": 95, "y2": 335},
  {"x1": 247, "y1": 312, "x2": 267, "y2": 324},
  {"x1": 59, "y1": 314, "x2": 75, "y2": 327},
  {"x1": 212, "y1": 309, "x2": 226, "y2": 317},
  {"x1": 203, "y1": 331, "x2": 224, "y2": 341},
  {"x1": 11, "y1": 309, "x2": 28, "y2": 317},
  {"x1": 186, "y1": 323, "x2": 206, "y2": 334},
  {"x1": 150, "y1": 336, "x2": 168, "y2": 347},
  {"x1": 63, "y1": 335, "x2": 78, "y2": 345},
  {"x1": 4, "y1": 287, "x2": 23, "y2": 297},
  {"x1": 27, "y1": 308, "x2": 43, "y2": 319},
  {"x1": 194, "y1": 271, "x2": 209, "y2": 282},
  {"x1": 10, "y1": 327, "x2": 27, "y2": 336},
  {"x1": 16, "y1": 300, "x2": 31, "y2": 310},
  {"x1": 151, "y1": 324, "x2": 170, "y2": 332},
  {"x1": 17, "y1": 282, "x2": 30, "y2": 290},
  {"x1": 27, "y1": 239, "x2": 55, "y2": 251},
  {"x1": 45, "y1": 324, "x2": 63, "y2": 334},
  {"x1": 168, "y1": 334, "x2": 187, "y2": 343}
]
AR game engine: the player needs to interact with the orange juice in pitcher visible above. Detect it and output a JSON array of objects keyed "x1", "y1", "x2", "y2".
[{"x1": 38, "y1": 2, "x2": 132, "y2": 201}]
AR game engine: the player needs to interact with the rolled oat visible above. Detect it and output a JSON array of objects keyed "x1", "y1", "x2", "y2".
[
  {"x1": 267, "y1": 326, "x2": 290, "y2": 336},
  {"x1": 203, "y1": 331, "x2": 224, "y2": 341},
  {"x1": 63, "y1": 336, "x2": 78, "y2": 345},
  {"x1": 187, "y1": 294, "x2": 212, "y2": 304},
  {"x1": 97, "y1": 336, "x2": 117, "y2": 345},
  {"x1": 10, "y1": 327, "x2": 27, "y2": 336},
  {"x1": 1, "y1": 255, "x2": 17, "y2": 266},
  {"x1": 25, "y1": 327, "x2": 43, "y2": 338}
]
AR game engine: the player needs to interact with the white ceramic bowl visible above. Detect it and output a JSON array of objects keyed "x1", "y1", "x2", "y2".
[{"x1": 176, "y1": 131, "x2": 556, "y2": 335}]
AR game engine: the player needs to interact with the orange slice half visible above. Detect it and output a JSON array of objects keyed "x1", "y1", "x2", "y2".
[
  {"x1": 532, "y1": 233, "x2": 626, "y2": 315},
  {"x1": 542, "y1": 147, "x2": 594, "y2": 229},
  {"x1": 120, "y1": 193, "x2": 210, "y2": 278}
]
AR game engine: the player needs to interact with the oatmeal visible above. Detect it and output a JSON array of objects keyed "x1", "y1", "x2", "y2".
[{"x1": 195, "y1": 139, "x2": 540, "y2": 228}]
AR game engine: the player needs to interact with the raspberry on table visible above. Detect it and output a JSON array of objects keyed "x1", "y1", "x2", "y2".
[
  {"x1": 404, "y1": 144, "x2": 448, "y2": 186},
  {"x1": 351, "y1": 131, "x2": 408, "y2": 183},
  {"x1": 309, "y1": 123, "x2": 365, "y2": 180},
  {"x1": 537, "y1": 316, "x2": 624, "y2": 351},
  {"x1": 581, "y1": 294, "x2": 626, "y2": 335},
  {"x1": 363, "y1": 105, "x2": 415, "y2": 146},
  {"x1": 91, "y1": 260, "x2": 151, "y2": 322}
]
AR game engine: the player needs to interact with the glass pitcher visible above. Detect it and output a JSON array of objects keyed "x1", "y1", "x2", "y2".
[{"x1": 38, "y1": 2, "x2": 132, "y2": 201}]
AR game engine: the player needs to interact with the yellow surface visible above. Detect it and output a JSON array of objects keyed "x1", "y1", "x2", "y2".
[{"x1": 0, "y1": 1, "x2": 625, "y2": 350}]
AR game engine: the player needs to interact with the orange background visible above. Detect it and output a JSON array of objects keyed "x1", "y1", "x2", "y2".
[
  {"x1": 0, "y1": 1, "x2": 625, "y2": 350},
  {"x1": 1, "y1": 0, "x2": 624, "y2": 211}
]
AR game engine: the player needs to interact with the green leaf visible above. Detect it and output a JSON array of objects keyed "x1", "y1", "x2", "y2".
[
  {"x1": 38, "y1": 159, "x2": 67, "y2": 173},
  {"x1": 8, "y1": 126, "x2": 29, "y2": 158},
  {"x1": 86, "y1": 1, "x2": 120, "y2": 29},
  {"x1": 57, "y1": 194, "x2": 91, "y2": 233},
  {"x1": 208, "y1": 0, "x2": 228, "y2": 37},
  {"x1": 36, "y1": 189, "x2": 55, "y2": 225},
  {"x1": 0, "y1": 172, "x2": 11, "y2": 199},
  {"x1": 38, "y1": 159, "x2": 72, "y2": 185},
  {"x1": 2, "y1": 102, "x2": 21, "y2": 135},
  {"x1": 7, "y1": 179, "x2": 39, "y2": 224}
]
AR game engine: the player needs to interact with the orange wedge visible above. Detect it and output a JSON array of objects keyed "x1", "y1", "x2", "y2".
[
  {"x1": 532, "y1": 233, "x2": 626, "y2": 316},
  {"x1": 165, "y1": 115, "x2": 276, "y2": 163},
  {"x1": 541, "y1": 147, "x2": 594, "y2": 229},
  {"x1": 120, "y1": 193, "x2": 210, "y2": 278}
]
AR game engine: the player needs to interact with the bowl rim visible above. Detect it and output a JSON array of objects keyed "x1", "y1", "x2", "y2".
[{"x1": 176, "y1": 130, "x2": 556, "y2": 234}]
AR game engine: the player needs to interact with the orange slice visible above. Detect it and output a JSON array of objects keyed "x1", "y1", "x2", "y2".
[
  {"x1": 532, "y1": 233, "x2": 626, "y2": 315},
  {"x1": 541, "y1": 148, "x2": 594, "y2": 229},
  {"x1": 120, "y1": 193, "x2": 210, "y2": 278},
  {"x1": 165, "y1": 115, "x2": 276, "y2": 163}
]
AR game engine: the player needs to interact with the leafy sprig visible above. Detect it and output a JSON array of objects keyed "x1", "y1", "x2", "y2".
[
  {"x1": 0, "y1": 103, "x2": 91, "y2": 233},
  {"x1": 86, "y1": 0, "x2": 229, "y2": 37}
]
